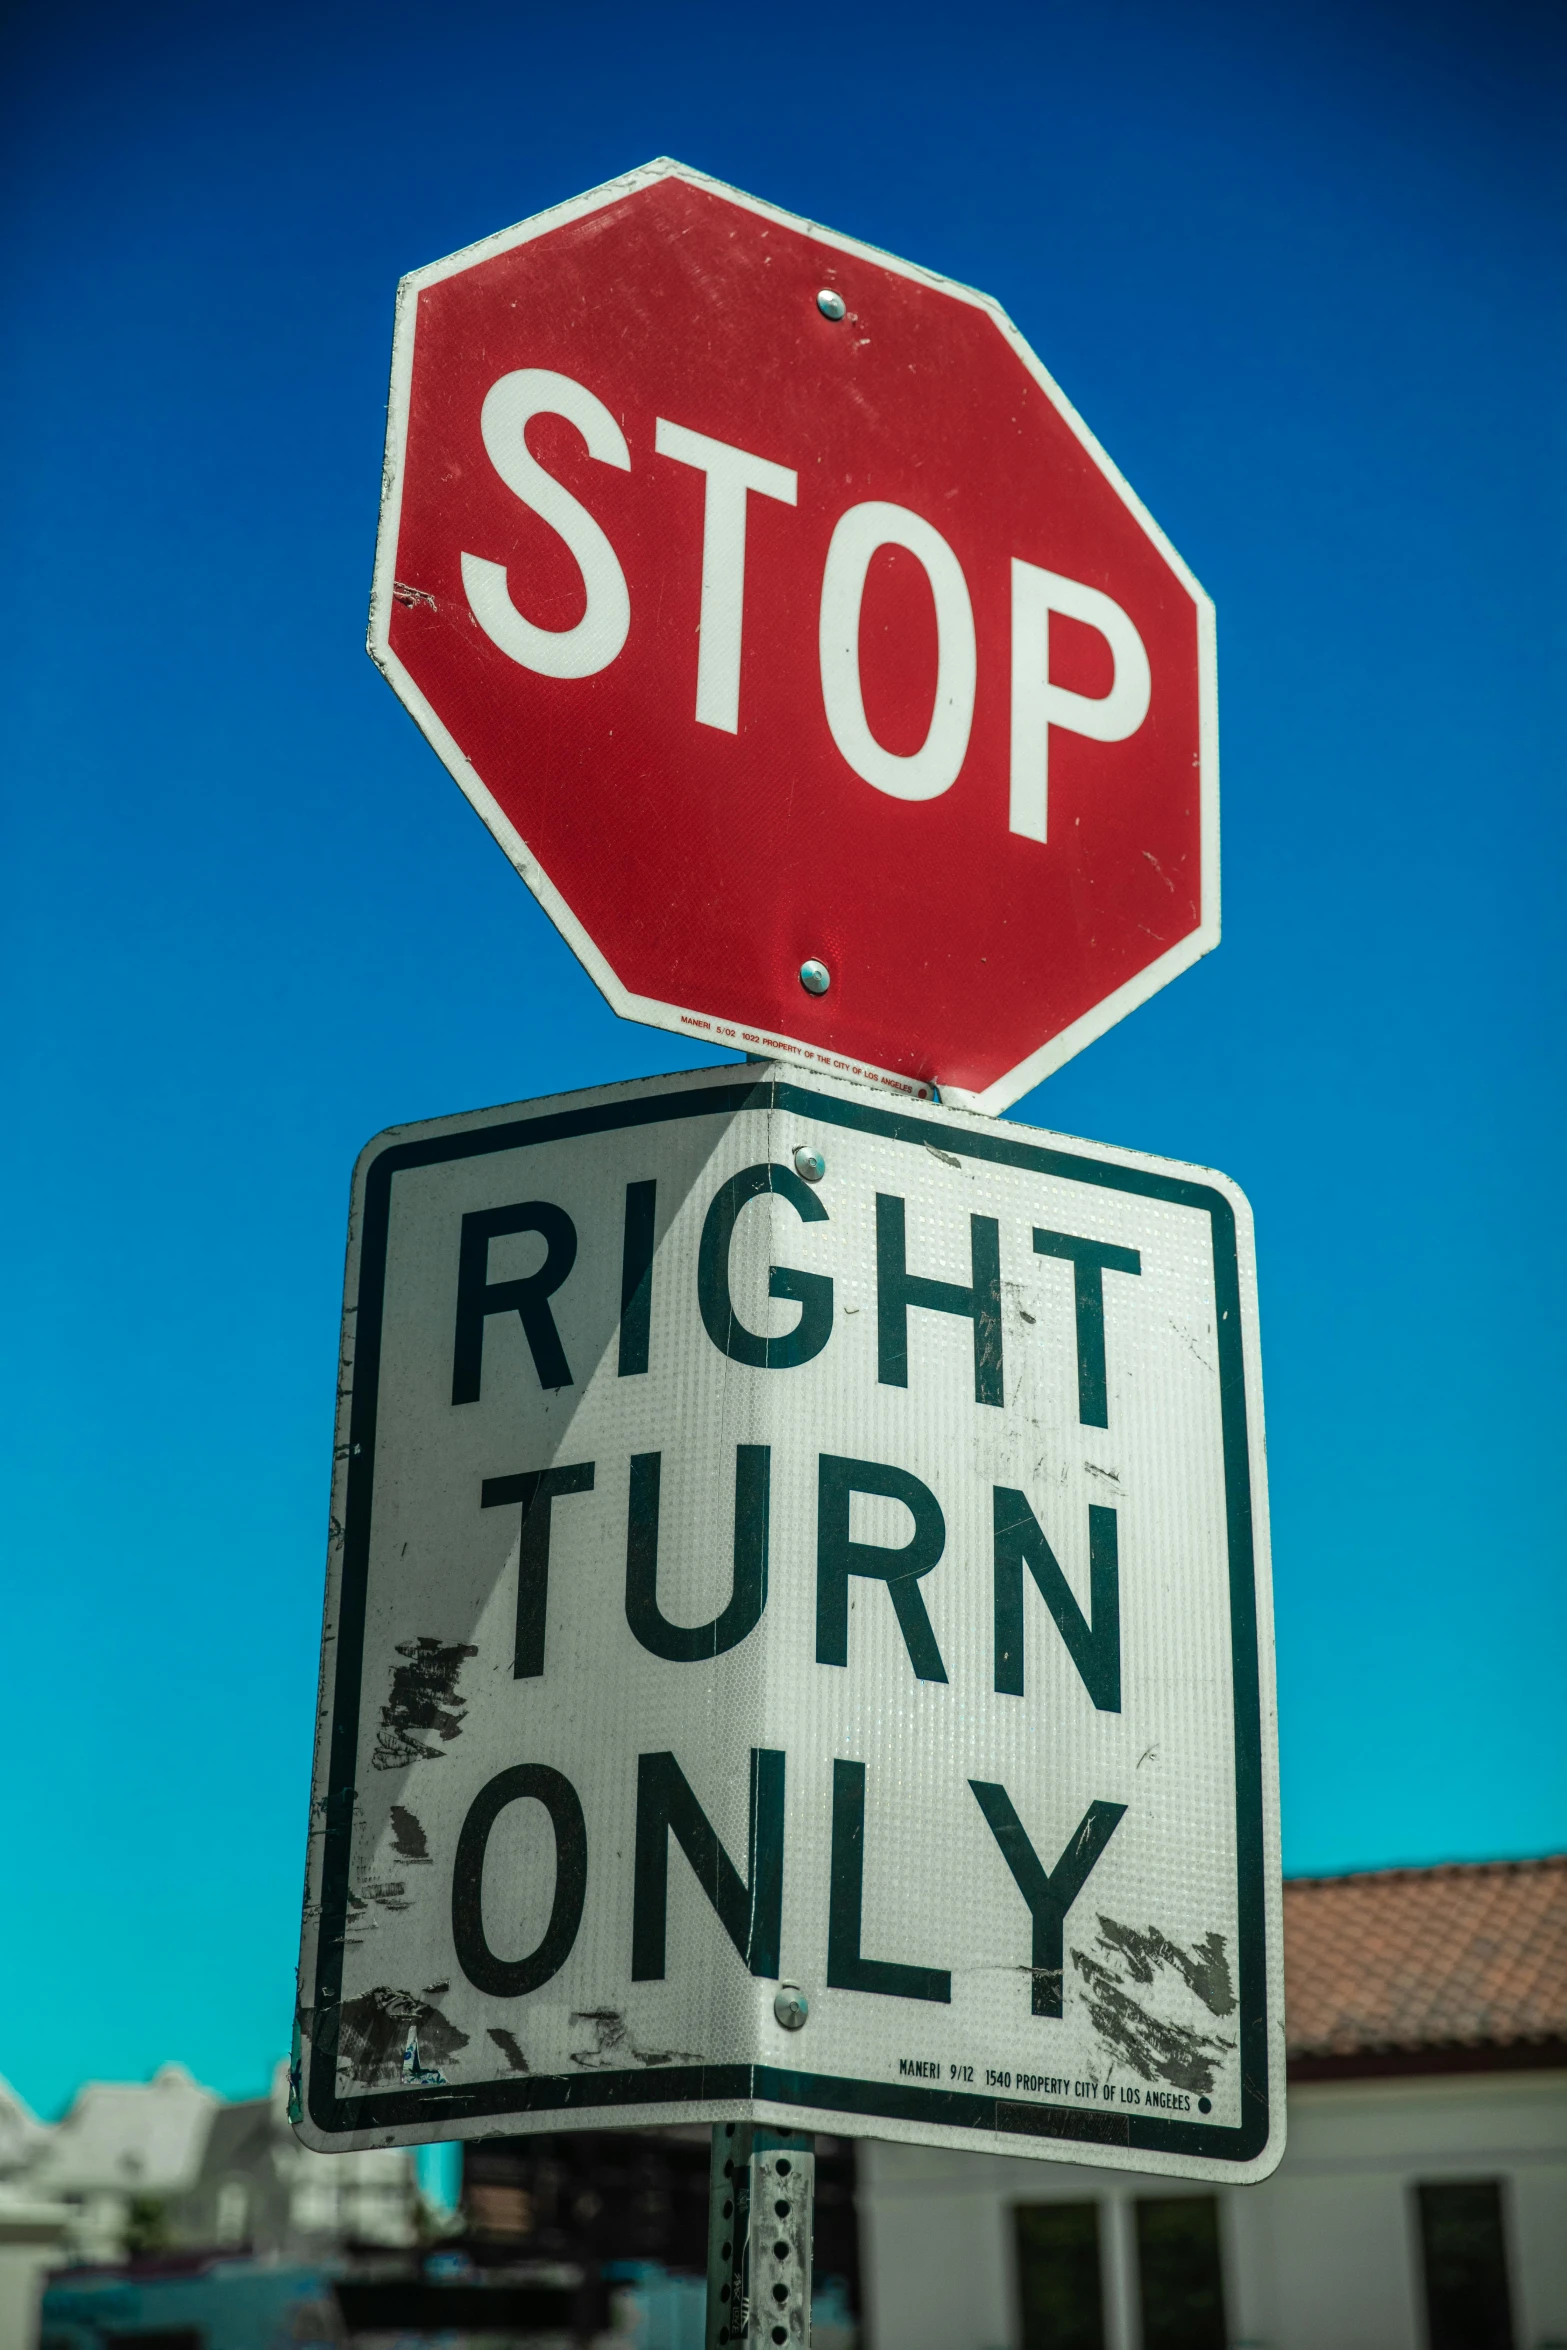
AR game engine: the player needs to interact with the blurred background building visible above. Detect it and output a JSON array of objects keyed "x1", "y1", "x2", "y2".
[
  {"x1": 5, "y1": 2060, "x2": 418, "y2": 2268},
  {"x1": 3, "y1": 1855, "x2": 1561, "y2": 2350}
]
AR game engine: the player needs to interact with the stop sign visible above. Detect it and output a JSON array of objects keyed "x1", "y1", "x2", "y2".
[{"x1": 371, "y1": 159, "x2": 1216, "y2": 1112}]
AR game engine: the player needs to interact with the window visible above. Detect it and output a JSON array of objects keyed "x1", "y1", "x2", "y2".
[
  {"x1": 214, "y1": 2178, "x2": 249, "y2": 2248},
  {"x1": 1014, "y1": 2201, "x2": 1104, "y2": 2350},
  {"x1": 1135, "y1": 2195, "x2": 1226, "y2": 2350},
  {"x1": 1417, "y1": 2180, "x2": 1515, "y2": 2350}
]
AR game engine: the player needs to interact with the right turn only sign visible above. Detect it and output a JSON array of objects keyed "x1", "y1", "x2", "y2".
[{"x1": 296, "y1": 1064, "x2": 1282, "y2": 2182}]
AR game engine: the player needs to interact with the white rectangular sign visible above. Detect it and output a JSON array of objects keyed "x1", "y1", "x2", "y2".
[{"x1": 295, "y1": 1063, "x2": 1282, "y2": 2182}]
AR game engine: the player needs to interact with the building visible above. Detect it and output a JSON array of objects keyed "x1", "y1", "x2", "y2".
[
  {"x1": 171, "y1": 2064, "x2": 418, "y2": 2261},
  {"x1": 21, "y1": 2065, "x2": 216, "y2": 2268},
  {"x1": 0, "y1": 2187, "x2": 70, "y2": 2350},
  {"x1": 859, "y1": 1855, "x2": 1567, "y2": 2350},
  {"x1": 12, "y1": 2062, "x2": 419, "y2": 2270},
  {"x1": 10, "y1": 1856, "x2": 1562, "y2": 2348}
]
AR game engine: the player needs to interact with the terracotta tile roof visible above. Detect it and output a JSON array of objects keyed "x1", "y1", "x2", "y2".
[{"x1": 1284, "y1": 1855, "x2": 1567, "y2": 2078}]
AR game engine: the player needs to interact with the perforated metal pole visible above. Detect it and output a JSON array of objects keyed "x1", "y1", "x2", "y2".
[{"x1": 706, "y1": 2123, "x2": 815, "y2": 2350}]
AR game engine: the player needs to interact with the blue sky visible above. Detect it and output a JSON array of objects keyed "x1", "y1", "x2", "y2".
[{"x1": 4, "y1": 0, "x2": 1562, "y2": 2118}]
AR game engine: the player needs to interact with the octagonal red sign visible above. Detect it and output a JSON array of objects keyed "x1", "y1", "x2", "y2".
[{"x1": 372, "y1": 159, "x2": 1217, "y2": 1112}]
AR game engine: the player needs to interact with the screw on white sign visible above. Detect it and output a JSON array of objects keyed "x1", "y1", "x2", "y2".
[{"x1": 295, "y1": 1064, "x2": 1283, "y2": 2184}]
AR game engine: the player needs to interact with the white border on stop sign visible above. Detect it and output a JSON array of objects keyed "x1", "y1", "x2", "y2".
[{"x1": 367, "y1": 156, "x2": 1219, "y2": 1117}]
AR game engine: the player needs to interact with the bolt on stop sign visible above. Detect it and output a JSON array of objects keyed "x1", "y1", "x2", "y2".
[{"x1": 371, "y1": 158, "x2": 1217, "y2": 1113}]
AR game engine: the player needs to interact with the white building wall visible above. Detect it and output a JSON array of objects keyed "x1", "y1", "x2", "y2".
[
  {"x1": 858, "y1": 2070, "x2": 1567, "y2": 2350},
  {"x1": 0, "y1": 2198, "x2": 71, "y2": 2350}
]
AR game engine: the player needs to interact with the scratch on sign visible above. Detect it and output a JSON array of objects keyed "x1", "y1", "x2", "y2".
[
  {"x1": 337, "y1": 1985, "x2": 471, "y2": 2088},
  {"x1": 568, "y1": 2009, "x2": 700, "y2": 2070}
]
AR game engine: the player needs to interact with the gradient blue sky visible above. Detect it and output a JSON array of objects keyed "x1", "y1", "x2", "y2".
[{"x1": 4, "y1": 0, "x2": 1562, "y2": 2119}]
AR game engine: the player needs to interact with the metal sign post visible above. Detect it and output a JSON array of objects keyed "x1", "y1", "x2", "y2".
[{"x1": 706, "y1": 2125, "x2": 815, "y2": 2350}]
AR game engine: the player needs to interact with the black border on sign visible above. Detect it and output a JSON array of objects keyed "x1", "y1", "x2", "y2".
[{"x1": 306, "y1": 1077, "x2": 1269, "y2": 2163}]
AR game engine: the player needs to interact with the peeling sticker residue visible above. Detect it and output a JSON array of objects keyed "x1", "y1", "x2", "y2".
[
  {"x1": 401, "y1": 2033, "x2": 446, "y2": 2087},
  {"x1": 359, "y1": 1878, "x2": 409, "y2": 1912},
  {"x1": 371, "y1": 1637, "x2": 478, "y2": 1770},
  {"x1": 487, "y1": 2027, "x2": 530, "y2": 2074},
  {"x1": 338, "y1": 1985, "x2": 471, "y2": 2087},
  {"x1": 1072, "y1": 1917, "x2": 1236, "y2": 2094},
  {"x1": 389, "y1": 1805, "x2": 433, "y2": 1863},
  {"x1": 1095, "y1": 1917, "x2": 1235, "y2": 2015},
  {"x1": 568, "y1": 2009, "x2": 700, "y2": 2070}
]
